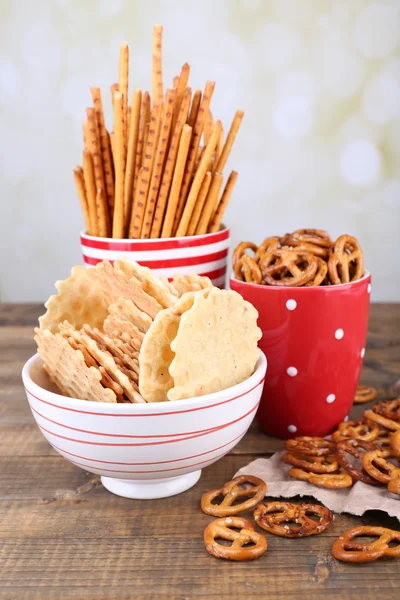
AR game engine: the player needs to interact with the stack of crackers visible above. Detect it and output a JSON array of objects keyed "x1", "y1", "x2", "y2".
[
  {"x1": 74, "y1": 25, "x2": 243, "y2": 240},
  {"x1": 35, "y1": 260, "x2": 261, "y2": 403}
]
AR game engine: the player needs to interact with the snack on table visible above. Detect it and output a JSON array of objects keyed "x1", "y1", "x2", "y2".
[
  {"x1": 201, "y1": 475, "x2": 266, "y2": 517},
  {"x1": 254, "y1": 502, "x2": 333, "y2": 538},
  {"x1": 204, "y1": 517, "x2": 267, "y2": 561},
  {"x1": 332, "y1": 526, "x2": 400, "y2": 563},
  {"x1": 354, "y1": 385, "x2": 377, "y2": 404},
  {"x1": 35, "y1": 259, "x2": 261, "y2": 404},
  {"x1": 74, "y1": 25, "x2": 243, "y2": 239},
  {"x1": 232, "y1": 229, "x2": 365, "y2": 287}
]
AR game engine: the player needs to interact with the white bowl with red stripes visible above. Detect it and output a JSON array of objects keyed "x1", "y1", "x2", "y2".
[
  {"x1": 80, "y1": 226, "x2": 230, "y2": 288},
  {"x1": 22, "y1": 351, "x2": 267, "y2": 499}
]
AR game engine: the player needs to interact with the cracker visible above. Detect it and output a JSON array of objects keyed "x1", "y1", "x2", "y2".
[
  {"x1": 168, "y1": 288, "x2": 261, "y2": 401},
  {"x1": 82, "y1": 324, "x2": 140, "y2": 381},
  {"x1": 104, "y1": 314, "x2": 144, "y2": 351},
  {"x1": 138, "y1": 290, "x2": 210, "y2": 402},
  {"x1": 34, "y1": 327, "x2": 117, "y2": 403},
  {"x1": 115, "y1": 259, "x2": 177, "y2": 308},
  {"x1": 170, "y1": 274, "x2": 213, "y2": 296},
  {"x1": 108, "y1": 297, "x2": 153, "y2": 333}
]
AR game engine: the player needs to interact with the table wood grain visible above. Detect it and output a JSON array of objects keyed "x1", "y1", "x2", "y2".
[{"x1": 0, "y1": 303, "x2": 399, "y2": 600}]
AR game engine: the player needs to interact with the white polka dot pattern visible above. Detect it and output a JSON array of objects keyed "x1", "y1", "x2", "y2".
[
  {"x1": 326, "y1": 394, "x2": 336, "y2": 404},
  {"x1": 286, "y1": 299, "x2": 297, "y2": 311},
  {"x1": 288, "y1": 425, "x2": 297, "y2": 433},
  {"x1": 335, "y1": 329, "x2": 344, "y2": 340},
  {"x1": 287, "y1": 367, "x2": 298, "y2": 377}
]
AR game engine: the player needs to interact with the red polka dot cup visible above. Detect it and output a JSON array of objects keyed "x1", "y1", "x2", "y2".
[
  {"x1": 81, "y1": 227, "x2": 230, "y2": 288},
  {"x1": 230, "y1": 273, "x2": 371, "y2": 438}
]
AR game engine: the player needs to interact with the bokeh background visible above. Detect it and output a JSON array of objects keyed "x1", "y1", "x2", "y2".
[{"x1": 1, "y1": 0, "x2": 400, "y2": 301}]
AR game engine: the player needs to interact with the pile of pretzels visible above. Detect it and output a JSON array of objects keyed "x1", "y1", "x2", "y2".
[{"x1": 233, "y1": 229, "x2": 364, "y2": 287}]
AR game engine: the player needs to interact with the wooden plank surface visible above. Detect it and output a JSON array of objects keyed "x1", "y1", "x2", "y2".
[{"x1": 0, "y1": 303, "x2": 399, "y2": 600}]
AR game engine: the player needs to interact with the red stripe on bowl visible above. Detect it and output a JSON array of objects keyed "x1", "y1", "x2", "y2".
[
  {"x1": 82, "y1": 248, "x2": 228, "y2": 268},
  {"x1": 35, "y1": 401, "x2": 259, "y2": 446},
  {"x1": 24, "y1": 377, "x2": 265, "y2": 417},
  {"x1": 80, "y1": 228, "x2": 229, "y2": 251},
  {"x1": 50, "y1": 429, "x2": 247, "y2": 465}
]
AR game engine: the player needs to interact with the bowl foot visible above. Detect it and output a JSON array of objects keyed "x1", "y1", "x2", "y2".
[{"x1": 101, "y1": 470, "x2": 202, "y2": 499}]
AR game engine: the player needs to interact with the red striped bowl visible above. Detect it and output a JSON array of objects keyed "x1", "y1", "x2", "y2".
[
  {"x1": 22, "y1": 351, "x2": 267, "y2": 499},
  {"x1": 81, "y1": 227, "x2": 230, "y2": 288}
]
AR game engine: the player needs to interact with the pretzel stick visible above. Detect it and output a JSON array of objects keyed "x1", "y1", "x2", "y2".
[
  {"x1": 110, "y1": 132, "x2": 116, "y2": 165},
  {"x1": 141, "y1": 121, "x2": 150, "y2": 165},
  {"x1": 128, "y1": 103, "x2": 162, "y2": 237},
  {"x1": 161, "y1": 124, "x2": 192, "y2": 238},
  {"x1": 96, "y1": 187, "x2": 110, "y2": 237},
  {"x1": 204, "y1": 109, "x2": 214, "y2": 145},
  {"x1": 150, "y1": 87, "x2": 192, "y2": 238},
  {"x1": 171, "y1": 62, "x2": 190, "y2": 132},
  {"x1": 174, "y1": 81, "x2": 215, "y2": 230},
  {"x1": 214, "y1": 125, "x2": 224, "y2": 165},
  {"x1": 83, "y1": 120, "x2": 90, "y2": 152},
  {"x1": 82, "y1": 150, "x2": 98, "y2": 236},
  {"x1": 140, "y1": 88, "x2": 176, "y2": 238},
  {"x1": 186, "y1": 172, "x2": 212, "y2": 236},
  {"x1": 188, "y1": 89, "x2": 201, "y2": 127},
  {"x1": 175, "y1": 119, "x2": 221, "y2": 237},
  {"x1": 208, "y1": 170, "x2": 238, "y2": 233},
  {"x1": 110, "y1": 83, "x2": 119, "y2": 107},
  {"x1": 73, "y1": 167, "x2": 91, "y2": 234},
  {"x1": 127, "y1": 106, "x2": 131, "y2": 133},
  {"x1": 86, "y1": 107, "x2": 110, "y2": 234},
  {"x1": 132, "y1": 91, "x2": 150, "y2": 203},
  {"x1": 152, "y1": 25, "x2": 163, "y2": 105},
  {"x1": 124, "y1": 88, "x2": 142, "y2": 232},
  {"x1": 112, "y1": 91, "x2": 125, "y2": 238},
  {"x1": 119, "y1": 42, "x2": 129, "y2": 141},
  {"x1": 214, "y1": 110, "x2": 244, "y2": 174},
  {"x1": 173, "y1": 75, "x2": 179, "y2": 88},
  {"x1": 91, "y1": 87, "x2": 115, "y2": 216},
  {"x1": 195, "y1": 173, "x2": 223, "y2": 235}
]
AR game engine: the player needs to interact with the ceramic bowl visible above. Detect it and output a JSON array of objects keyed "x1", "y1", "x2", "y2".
[
  {"x1": 230, "y1": 273, "x2": 371, "y2": 439},
  {"x1": 22, "y1": 351, "x2": 267, "y2": 499},
  {"x1": 81, "y1": 227, "x2": 230, "y2": 288}
]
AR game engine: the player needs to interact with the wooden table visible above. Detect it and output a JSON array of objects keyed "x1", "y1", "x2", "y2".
[{"x1": 1, "y1": 303, "x2": 399, "y2": 600}]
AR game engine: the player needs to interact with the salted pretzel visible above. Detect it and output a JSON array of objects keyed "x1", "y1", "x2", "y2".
[
  {"x1": 331, "y1": 418, "x2": 380, "y2": 443},
  {"x1": 354, "y1": 385, "x2": 377, "y2": 404},
  {"x1": 254, "y1": 502, "x2": 333, "y2": 538},
  {"x1": 328, "y1": 234, "x2": 364, "y2": 284},
  {"x1": 201, "y1": 475, "x2": 266, "y2": 517},
  {"x1": 391, "y1": 430, "x2": 400, "y2": 455},
  {"x1": 283, "y1": 452, "x2": 339, "y2": 474},
  {"x1": 234, "y1": 254, "x2": 263, "y2": 284},
  {"x1": 372, "y1": 399, "x2": 400, "y2": 421},
  {"x1": 232, "y1": 241, "x2": 258, "y2": 269},
  {"x1": 332, "y1": 526, "x2": 400, "y2": 563},
  {"x1": 254, "y1": 236, "x2": 280, "y2": 262},
  {"x1": 204, "y1": 517, "x2": 267, "y2": 561},
  {"x1": 305, "y1": 257, "x2": 328, "y2": 286},
  {"x1": 362, "y1": 448, "x2": 399, "y2": 484},
  {"x1": 388, "y1": 469, "x2": 400, "y2": 495},
  {"x1": 281, "y1": 228, "x2": 332, "y2": 248},
  {"x1": 288, "y1": 467, "x2": 352, "y2": 488},
  {"x1": 260, "y1": 248, "x2": 318, "y2": 287},
  {"x1": 335, "y1": 439, "x2": 380, "y2": 485},
  {"x1": 364, "y1": 409, "x2": 400, "y2": 432},
  {"x1": 284, "y1": 436, "x2": 335, "y2": 457}
]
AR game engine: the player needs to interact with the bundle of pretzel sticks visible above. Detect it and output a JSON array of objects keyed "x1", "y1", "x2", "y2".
[{"x1": 73, "y1": 25, "x2": 242, "y2": 239}]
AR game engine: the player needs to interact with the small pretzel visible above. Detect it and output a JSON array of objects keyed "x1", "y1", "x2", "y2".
[
  {"x1": 232, "y1": 241, "x2": 258, "y2": 270},
  {"x1": 304, "y1": 257, "x2": 328, "y2": 286},
  {"x1": 260, "y1": 248, "x2": 318, "y2": 287},
  {"x1": 328, "y1": 234, "x2": 364, "y2": 284},
  {"x1": 284, "y1": 437, "x2": 335, "y2": 457},
  {"x1": 254, "y1": 502, "x2": 333, "y2": 537},
  {"x1": 354, "y1": 385, "x2": 377, "y2": 404},
  {"x1": 332, "y1": 526, "x2": 400, "y2": 563},
  {"x1": 234, "y1": 254, "x2": 263, "y2": 284},
  {"x1": 331, "y1": 418, "x2": 381, "y2": 443},
  {"x1": 362, "y1": 448, "x2": 399, "y2": 484},
  {"x1": 289, "y1": 467, "x2": 352, "y2": 488},
  {"x1": 204, "y1": 516, "x2": 267, "y2": 561},
  {"x1": 201, "y1": 475, "x2": 266, "y2": 517},
  {"x1": 364, "y1": 409, "x2": 400, "y2": 432},
  {"x1": 254, "y1": 236, "x2": 280, "y2": 262},
  {"x1": 375, "y1": 429, "x2": 393, "y2": 447},
  {"x1": 335, "y1": 439, "x2": 380, "y2": 485},
  {"x1": 391, "y1": 430, "x2": 400, "y2": 456},
  {"x1": 283, "y1": 452, "x2": 339, "y2": 474},
  {"x1": 372, "y1": 399, "x2": 400, "y2": 421},
  {"x1": 388, "y1": 469, "x2": 400, "y2": 495}
]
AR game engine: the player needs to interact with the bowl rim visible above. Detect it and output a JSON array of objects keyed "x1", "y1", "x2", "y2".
[
  {"x1": 80, "y1": 224, "x2": 230, "y2": 244},
  {"x1": 22, "y1": 351, "x2": 267, "y2": 413},
  {"x1": 229, "y1": 270, "x2": 371, "y2": 291}
]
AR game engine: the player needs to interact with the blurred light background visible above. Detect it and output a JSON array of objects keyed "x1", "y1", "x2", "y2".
[{"x1": 1, "y1": 0, "x2": 399, "y2": 301}]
